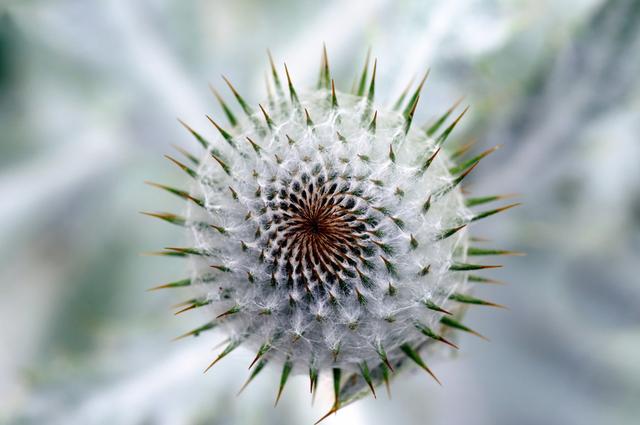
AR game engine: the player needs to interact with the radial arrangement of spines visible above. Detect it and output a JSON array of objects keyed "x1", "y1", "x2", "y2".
[{"x1": 144, "y1": 47, "x2": 519, "y2": 422}]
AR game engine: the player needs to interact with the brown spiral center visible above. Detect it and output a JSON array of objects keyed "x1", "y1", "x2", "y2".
[{"x1": 259, "y1": 168, "x2": 382, "y2": 290}]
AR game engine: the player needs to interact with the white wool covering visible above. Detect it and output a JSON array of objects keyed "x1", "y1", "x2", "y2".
[{"x1": 185, "y1": 87, "x2": 472, "y2": 377}]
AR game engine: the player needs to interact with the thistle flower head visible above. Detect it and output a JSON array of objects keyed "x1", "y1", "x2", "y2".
[{"x1": 146, "y1": 47, "x2": 517, "y2": 419}]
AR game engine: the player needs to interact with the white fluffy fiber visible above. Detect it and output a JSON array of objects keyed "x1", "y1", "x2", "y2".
[{"x1": 186, "y1": 88, "x2": 472, "y2": 375}]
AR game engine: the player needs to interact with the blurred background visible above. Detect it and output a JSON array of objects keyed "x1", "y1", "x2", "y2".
[{"x1": 1, "y1": 0, "x2": 639, "y2": 424}]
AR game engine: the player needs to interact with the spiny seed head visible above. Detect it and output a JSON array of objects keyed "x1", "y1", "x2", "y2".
[{"x1": 147, "y1": 47, "x2": 517, "y2": 418}]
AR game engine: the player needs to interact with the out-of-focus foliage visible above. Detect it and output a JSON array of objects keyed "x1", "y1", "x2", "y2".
[{"x1": 1, "y1": 1, "x2": 638, "y2": 424}]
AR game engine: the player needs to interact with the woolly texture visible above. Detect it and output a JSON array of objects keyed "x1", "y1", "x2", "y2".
[
  {"x1": 191, "y1": 89, "x2": 470, "y2": 365},
  {"x1": 147, "y1": 49, "x2": 517, "y2": 419}
]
